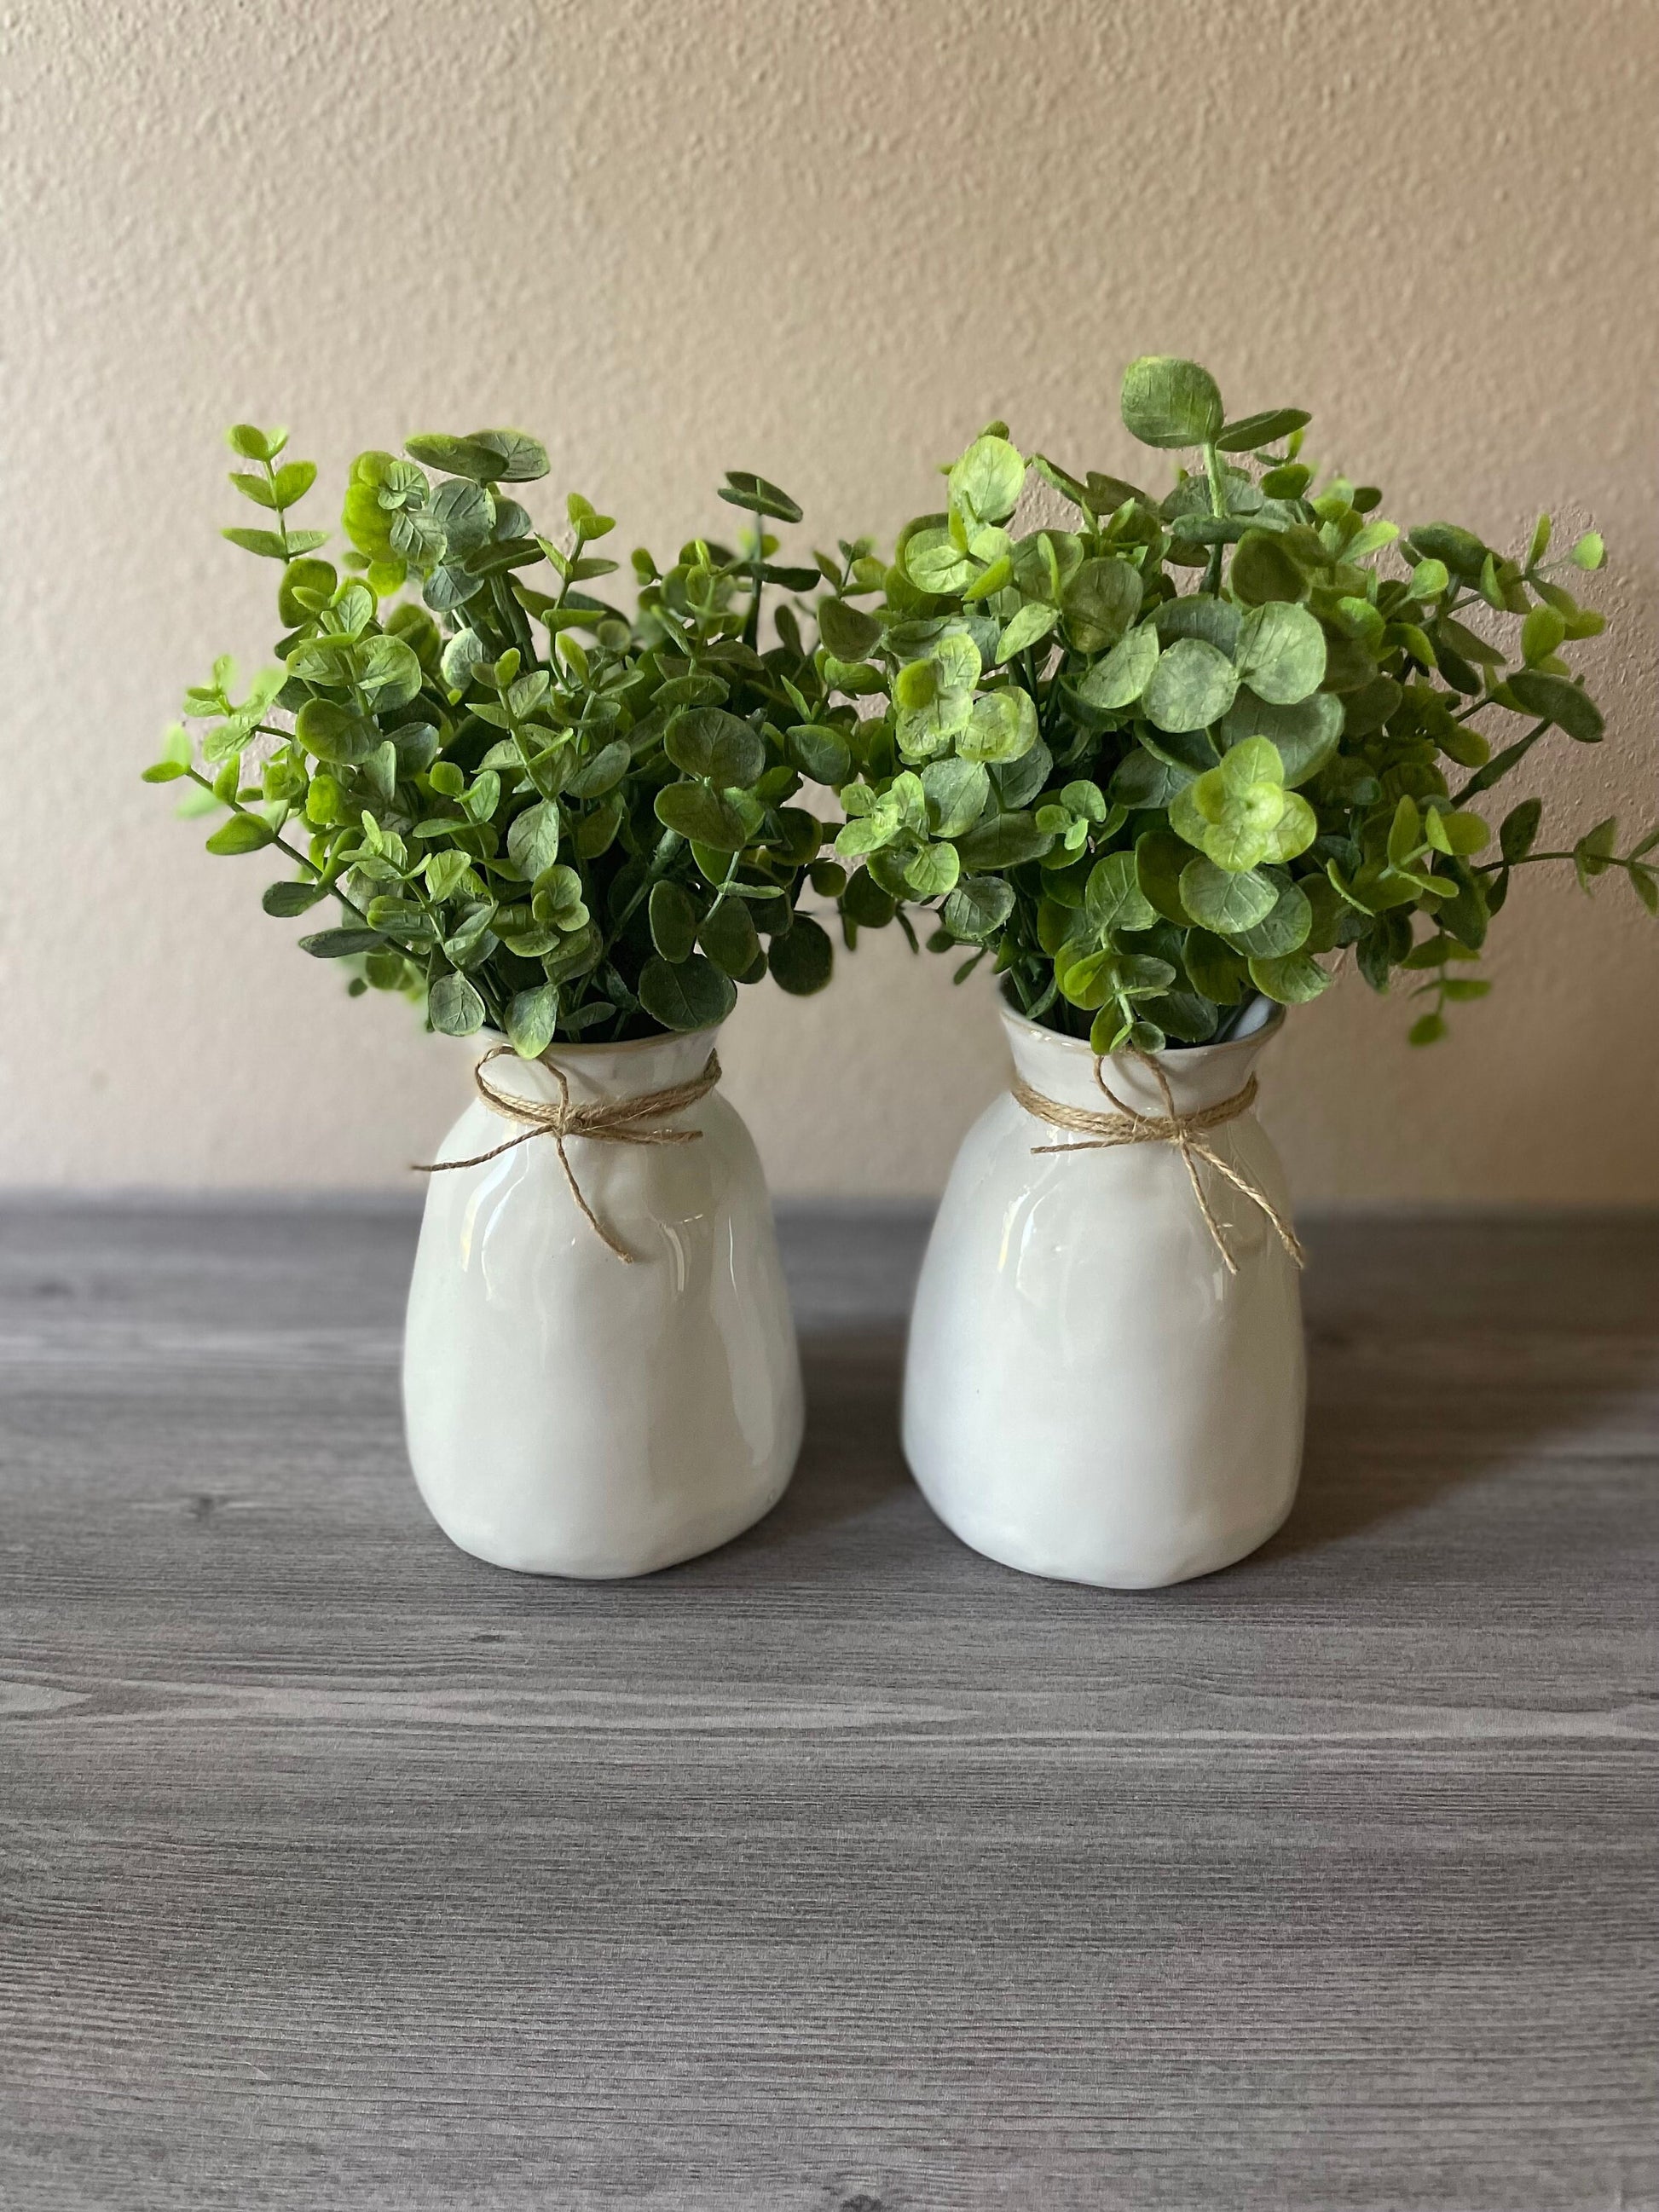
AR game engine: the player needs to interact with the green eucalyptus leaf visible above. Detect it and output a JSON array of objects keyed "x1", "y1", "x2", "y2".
[
  {"x1": 1228, "y1": 528, "x2": 1308, "y2": 607},
  {"x1": 818, "y1": 597, "x2": 882, "y2": 661},
  {"x1": 653, "y1": 782, "x2": 763, "y2": 852},
  {"x1": 1120, "y1": 356, "x2": 1224, "y2": 448},
  {"x1": 958, "y1": 686, "x2": 1038, "y2": 764},
  {"x1": 699, "y1": 896, "x2": 761, "y2": 978},
  {"x1": 506, "y1": 984, "x2": 559, "y2": 1059},
  {"x1": 922, "y1": 757, "x2": 991, "y2": 840},
  {"x1": 1247, "y1": 950, "x2": 1332, "y2": 1004},
  {"x1": 1085, "y1": 851, "x2": 1156, "y2": 937},
  {"x1": 1215, "y1": 406, "x2": 1310, "y2": 453},
  {"x1": 1505, "y1": 669, "x2": 1604, "y2": 742},
  {"x1": 1077, "y1": 621, "x2": 1160, "y2": 711},
  {"x1": 1142, "y1": 637, "x2": 1238, "y2": 732},
  {"x1": 428, "y1": 970, "x2": 487, "y2": 1036},
  {"x1": 948, "y1": 435, "x2": 1026, "y2": 526},
  {"x1": 638, "y1": 952, "x2": 737, "y2": 1031},
  {"x1": 1234, "y1": 601, "x2": 1327, "y2": 705},
  {"x1": 941, "y1": 874, "x2": 1015, "y2": 941},
  {"x1": 1178, "y1": 858, "x2": 1277, "y2": 933},
  {"x1": 1062, "y1": 557, "x2": 1142, "y2": 652},
  {"x1": 1227, "y1": 879, "x2": 1313, "y2": 957},
  {"x1": 767, "y1": 914, "x2": 834, "y2": 994},
  {"x1": 506, "y1": 800, "x2": 561, "y2": 879},
  {"x1": 205, "y1": 814, "x2": 276, "y2": 857},
  {"x1": 648, "y1": 880, "x2": 699, "y2": 962}
]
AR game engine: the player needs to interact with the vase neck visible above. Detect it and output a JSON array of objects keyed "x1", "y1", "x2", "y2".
[
  {"x1": 1000, "y1": 1006, "x2": 1282, "y2": 1118},
  {"x1": 478, "y1": 1025, "x2": 724, "y2": 1111}
]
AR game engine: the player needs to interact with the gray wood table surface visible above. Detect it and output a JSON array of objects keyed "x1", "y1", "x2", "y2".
[{"x1": 3, "y1": 1201, "x2": 1656, "y2": 2211}]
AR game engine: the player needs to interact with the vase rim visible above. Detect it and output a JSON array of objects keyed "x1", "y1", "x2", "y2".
[
  {"x1": 471, "y1": 1021, "x2": 724, "y2": 1066},
  {"x1": 997, "y1": 997, "x2": 1285, "y2": 1066}
]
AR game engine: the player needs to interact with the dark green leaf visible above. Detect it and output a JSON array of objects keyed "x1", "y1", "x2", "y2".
[{"x1": 637, "y1": 952, "x2": 738, "y2": 1030}]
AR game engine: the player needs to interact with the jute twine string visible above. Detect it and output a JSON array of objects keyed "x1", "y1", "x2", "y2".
[
  {"x1": 413, "y1": 1043, "x2": 721, "y2": 1263},
  {"x1": 1012, "y1": 1048, "x2": 1304, "y2": 1277}
]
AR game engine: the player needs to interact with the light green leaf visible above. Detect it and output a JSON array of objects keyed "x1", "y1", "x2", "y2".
[
  {"x1": 948, "y1": 435, "x2": 1026, "y2": 526},
  {"x1": 204, "y1": 814, "x2": 275, "y2": 856},
  {"x1": 506, "y1": 984, "x2": 559, "y2": 1059},
  {"x1": 905, "y1": 841, "x2": 962, "y2": 899},
  {"x1": 1085, "y1": 851, "x2": 1156, "y2": 937},
  {"x1": 1234, "y1": 601, "x2": 1327, "y2": 705},
  {"x1": 507, "y1": 800, "x2": 561, "y2": 878},
  {"x1": 1247, "y1": 950, "x2": 1332, "y2": 1003},
  {"x1": 1062, "y1": 557, "x2": 1142, "y2": 652},
  {"x1": 1077, "y1": 621, "x2": 1160, "y2": 711},
  {"x1": 1119, "y1": 356, "x2": 1224, "y2": 448},
  {"x1": 997, "y1": 601, "x2": 1060, "y2": 662},
  {"x1": 941, "y1": 874, "x2": 1015, "y2": 941},
  {"x1": 1142, "y1": 637, "x2": 1239, "y2": 732},
  {"x1": 922, "y1": 758, "x2": 991, "y2": 840},
  {"x1": 957, "y1": 686, "x2": 1038, "y2": 764},
  {"x1": 1178, "y1": 858, "x2": 1277, "y2": 933}
]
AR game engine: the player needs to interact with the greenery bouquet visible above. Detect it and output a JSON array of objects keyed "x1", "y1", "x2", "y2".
[
  {"x1": 821, "y1": 356, "x2": 1654, "y2": 1053},
  {"x1": 145, "y1": 427, "x2": 846, "y2": 1060}
]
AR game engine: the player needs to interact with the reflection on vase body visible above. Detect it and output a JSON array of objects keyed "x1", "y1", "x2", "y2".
[
  {"x1": 904, "y1": 1002, "x2": 1304, "y2": 1589},
  {"x1": 403, "y1": 1025, "x2": 801, "y2": 1578}
]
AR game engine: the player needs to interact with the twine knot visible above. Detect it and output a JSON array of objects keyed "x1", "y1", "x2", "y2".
[
  {"x1": 413, "y1": 1043, "x2": 722, "y2": 1263},
  {"x1": 1011, "y1": 1048, "x2": 1304, "y2": 1276}
]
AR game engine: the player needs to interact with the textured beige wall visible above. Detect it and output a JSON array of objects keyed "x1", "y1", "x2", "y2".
[{"x1": 3, "y1": 0, "x2": 1656, "y2": 1199}]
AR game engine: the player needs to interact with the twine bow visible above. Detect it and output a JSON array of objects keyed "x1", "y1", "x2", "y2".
[
  {"x1": 1011, "y1": 1048, "x2": 1304, "y2": 1276},
  {"x1": 413, "y1": 1044, "x2": 721, "y2": 1263}
]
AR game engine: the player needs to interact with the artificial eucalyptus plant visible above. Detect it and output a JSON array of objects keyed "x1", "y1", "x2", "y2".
[
  {"x1": 145, "y1": 426, "x2": 847, "y2": 1055},
  {"x1": 821, "y1": 356, "x2": 1653, "y2": 1050}
]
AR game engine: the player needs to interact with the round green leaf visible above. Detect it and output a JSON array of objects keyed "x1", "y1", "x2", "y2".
[
  {"x1": 654, "y1": 783, "x2": 762, "y2": 852},
  {"x1": 1178, "y1": 858, "x2": 1277, "y2": 933},
  {"x1": 1119, "y1": 356, "x2": 1225, "y2": 449},
  {"x1": 699, "y1": 896, "x2": 761, "y2": 978},
  {"x1": 428, "y1": 971, "x2": 487, "y2": 1036},
  {"x1": 1220, "y1": 690, "x2": 1342, "y2": 786},
  {"x1": 1062, "y1": 557, "x2": 1142, "y2": 653},
  {"x1": 1142, "y1": 637, "x2": 1239, "y2": 733},
  {"x1": 648, "y1": 880, "x2": 699, "y2": 962},
  {"x1": 767, "y1": 915, "x2": 834, "y2": 995},
  {"x1": 818, "y1": 598, "x2": 882, "y2": 661},
  {"x1": 506, "y1": 983, "x2": 559, "y2": 1060},
  {"x1": 1247, "y1": 950, "x2": 1332, "y2": 1004},
  {"x1": 1228, "y1": 528, "x2": 1308, "y2": 607},
  {"x1": 637, "y1": 952, "x2": 737, "y2": 1031},
  {"x1": 941, "y1": 874, "x2": 1015, "y2": 941},
  {"x1": 948, "y1": 435, "x2": 1026, "y2": 526},
  {"x1": 1084, "y1": 851, "x2": 1156, "y2": 936},
  {"x1": 1077, "y1": 621, "x2": 1160, "y2": 711},
  {"x1": 905, "y1": 841, "x2": 962, "y2": 899},
  {"x1": 1234, "y1": 601, "x2": 1327, "y2": 705},
  {"x1": 1226, "y1": 880, "x2": 1312, "y2": 958},
  {"x1": 664, "y1": 707, "x2": 766, "y2": 788},
  {"x1": 957, "y1": 687, "x2": 1038, "y2": 764}
]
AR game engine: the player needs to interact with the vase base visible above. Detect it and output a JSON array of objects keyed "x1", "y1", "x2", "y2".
[
  {"x1": 913, "y1": 1479, "x2": 1298, "y2": 1591},
  {"x1": 419, "y1": 1461, "x2": 795, "y2": 1580}
]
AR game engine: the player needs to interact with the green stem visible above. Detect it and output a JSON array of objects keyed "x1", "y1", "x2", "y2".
[{"x1": 1200, "y1": 443, "x2": 1228, "y2": 595}]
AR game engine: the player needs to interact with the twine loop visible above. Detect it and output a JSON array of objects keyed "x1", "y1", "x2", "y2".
[
  {"x1": 413, "y1": 1043, "x2": 721, "y2": 1263},
  {"x1": 1011, "y1": 1048, "x2": 1304, "y2": 1276}
]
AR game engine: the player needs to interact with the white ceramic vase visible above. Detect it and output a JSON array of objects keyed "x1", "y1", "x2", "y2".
[
  {"x1": 402, "y1": 1024, "x2": 802, "y2": 1577},
  {"x1": 903, "y1": 999, "x2": 1304, "y2": 1589}
]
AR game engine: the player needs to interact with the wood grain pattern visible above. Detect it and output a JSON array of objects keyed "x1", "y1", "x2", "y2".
[{"x1": 2, "y1": 1201, "x2": 1656, "y2": 2211}]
